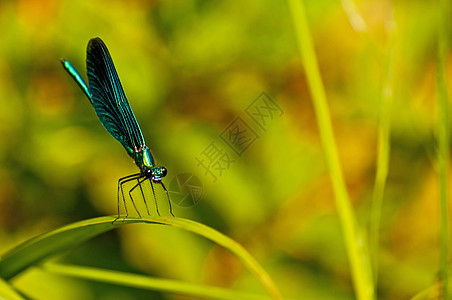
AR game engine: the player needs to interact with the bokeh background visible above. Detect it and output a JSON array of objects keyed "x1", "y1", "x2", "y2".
[{"x1": 0, "y1": 0, "x2": 451, "y2": 299}]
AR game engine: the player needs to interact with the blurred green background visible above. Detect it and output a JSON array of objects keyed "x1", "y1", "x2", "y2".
[{"x1": 0, "y1": 0, "x2": 450, "y2": 299}]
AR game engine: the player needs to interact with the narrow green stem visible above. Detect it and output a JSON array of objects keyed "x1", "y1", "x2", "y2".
[
  {"x1": 370, "y1": 16, "x2": 395, "y2": 287},
  {"x1": 42, "y1": 263, "x2": 271, "y2": 300},
  {"x1": 437, "y1": 0, "x2": 450, "y2": 297},
  {"x1": 287, "y1": 1, "x2": 373, "y2": 299}
]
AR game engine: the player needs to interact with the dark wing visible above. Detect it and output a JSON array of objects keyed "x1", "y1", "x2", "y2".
[{"x1": 86, "y1": 37, "x2": 145, "y2": 155}]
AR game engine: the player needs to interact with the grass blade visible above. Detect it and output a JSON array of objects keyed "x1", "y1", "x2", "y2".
[
  {"x1": 287, "y1": 0, "x2": 374, "y2": 299},
  {"x1": 370, "y1": 13, "x2": 395, "y2": 286},
  {"x1": 0, "y1": 277, "x2": 24, "y2": 300},
  {"x1": 42, "y1": 262, "x2": 271, "y2": 300},
  {"x1": 0, "y1": 216, "x2": 282, "y2": 300},
  {"x1": 0, "y1": 216, "x2": 119, "y2": 280},
  {"x1": 436, "y1": 0, "x2": 450, "y2": 297}
]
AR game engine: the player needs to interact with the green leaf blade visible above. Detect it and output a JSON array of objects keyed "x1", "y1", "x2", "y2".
[{"x1": 0, "y1": 216, "x2": 282, "y2": 300}]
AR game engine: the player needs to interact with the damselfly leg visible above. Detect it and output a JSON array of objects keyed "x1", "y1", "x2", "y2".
[
  {"x1": 113, "y1": 173, "x2": 174, "y2": 223},
  {"x1": 114, "y1": 173, "x2": 141, "y2": 222},
  {"x1": 129, "y1": 177, "x2": 150, "y2": 216},
  {"x1": 149, "y1": 180, "x2": 160, "y2": 216},
  {"x1": 160, "y1": 181, "x2": 174, "y2": 217}
]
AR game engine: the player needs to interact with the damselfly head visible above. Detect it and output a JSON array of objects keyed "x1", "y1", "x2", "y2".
[{"x1": 148, "y1": 166, "x2": 167, "y2": 183}]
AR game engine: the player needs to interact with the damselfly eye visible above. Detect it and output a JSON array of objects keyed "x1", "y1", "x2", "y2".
[{"x1": 161, "y1": 167, "x2": 167, "y2": 178}]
